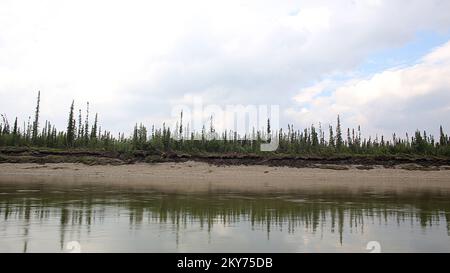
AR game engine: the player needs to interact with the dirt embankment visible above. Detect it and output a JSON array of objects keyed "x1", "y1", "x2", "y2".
[{"x1": 1, "y1": 147, "x2": 450, "y2": 171}]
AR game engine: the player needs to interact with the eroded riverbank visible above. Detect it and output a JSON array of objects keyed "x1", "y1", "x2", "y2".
[{"x1": 2, "y1": 147, "x2": 450, "y2": 170}]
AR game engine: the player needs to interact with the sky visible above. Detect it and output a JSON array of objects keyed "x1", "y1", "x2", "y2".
[{"x1": 1, "y1": 0, "x2": 450, "y2": 138}]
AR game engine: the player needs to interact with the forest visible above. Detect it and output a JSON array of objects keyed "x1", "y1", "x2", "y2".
[{"x1": 1, "y1": 92, "x2": 450, "y2": 157}]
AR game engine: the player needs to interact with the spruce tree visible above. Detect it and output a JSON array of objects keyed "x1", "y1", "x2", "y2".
[
  {"x1": 336, "y1": 115, "x2": 343, "y2": 150},
  {"x1": 13, "y1": 117, "x2": 18, "y2": 136},
  {"x1": 78, "y1": 109, "x2": 82, "y2": 140},
  {"x1": 179, "y1": 110, "x2": 183, "y2": 140},
  {"x1": 12, "y1": 117, "x2": 18, "y2": 145},
  {"x1": 133, "y1": 123, "x2": 139, "y2": 149},
  {"x1": 311, "y1": 124, "x2": 318, "y2": 147},
  {"x1": 329, "y1": 125, "x2": 335, "y2": 148},
  {"x1": 347, "y1": 128, "x2": 352, "y2": 148},
  {"x1": 440, "y1": 126, "x2": 447, "y2": 146},
  {"x1": 91, "y1": 113, "x2": 98, "y2": 140},
  {"x1": 32, "y1": 91, "x2": 40, "y2": 144},
  {"x1": 66, "y1": 100, "x2": 75, "y2": 147},
  {"x1": 26, "y1": 116, "x2": 31, "y2": 141},
  {"x1": 209, "y1": 115, "x2": 215, "y2": 139},
  {"x1": 84, "y1": 102, "x2": 90, "y2": 145},
  {"x1": 318, "y1": 122, "x2": 324, "y2": 146},
  {"x1": 358, "y1": 126, "x2": 362, "y2": 144},
  {"x1": 47, "y1": 122, "x2": 52, "y2": 147}
]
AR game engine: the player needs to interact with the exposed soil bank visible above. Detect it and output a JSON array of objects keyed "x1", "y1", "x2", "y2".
[
  {"x1": 1, "y1": 147, "x2": 450, "y2": 171},
  {"x1": 1, "y1": 162, "x2": 450, "y2": 194}
]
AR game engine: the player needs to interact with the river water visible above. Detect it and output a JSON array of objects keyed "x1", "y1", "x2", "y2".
[{"x1": 0, "y1": 181, "x2": 449, "y2": 253}]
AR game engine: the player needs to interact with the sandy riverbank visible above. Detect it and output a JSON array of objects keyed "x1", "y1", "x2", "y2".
[{"x1": 1, "y1": 162, "x2": 450, "y2": 194}]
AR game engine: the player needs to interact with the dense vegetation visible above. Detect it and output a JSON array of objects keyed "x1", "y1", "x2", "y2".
[{"x1": 1, "y1": 92, "x2": 450, "y2": 156}]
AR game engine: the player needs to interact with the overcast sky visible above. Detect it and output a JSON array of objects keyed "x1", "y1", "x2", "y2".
[{"x1": 1, "y1": 0, "x2": 450, "y2": 138}]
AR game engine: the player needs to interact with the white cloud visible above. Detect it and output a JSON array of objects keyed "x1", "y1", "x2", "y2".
[
  {"x1": 280, "y1": 7, "x2": 331, "y2": 32},
  {"x1": 293, "y1": 80, "x2": 334, "y2": 104},
  {"x1": 287, "y1": 41, "x2": 450, "y2": 137},
  {"x1": 1, "y1": 0, "x2": 450, "y2": 135}
]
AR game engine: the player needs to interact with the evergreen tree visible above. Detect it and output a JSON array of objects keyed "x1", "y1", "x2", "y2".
[
  {"x1": 209, "y1": 115, "x2": 215, "y2": 137},
  {"x1": 12, "y1": 117, "x2": 18, "y2": 146},
  {"x1": 329, "y1": 125, "x2": 335, "y2": 148},
  {"x1": 78, "y1": 109, "x2": 83, "y2": 140},
  {"x1": 66, "y1": 100, "x2": 75, "y2": 147},
  {"x1": 336, "y1": 115, "x2": 343, "y2": 151},
  {"x1": 91, "y1": 113, "x2": 98, "y2": 140},
  {"x1": 440, "y1": 126, "x2": 447, "y2": 146},
  {"x1": 311, "y1": 124, "x2": 318, "y2": 147},
  {"x1": 12, "y1": 117, "x2": 18, "y2": 136},
  {"x1": 179, "y1": 110, "x2": 183, "y2": 140},
  {"x1": 347, "y1": 128, "x2": 352, "y2": 148},
  {"x1": 84, "y1": 102, "x2": 90, "y2": 144},
  {"x1": 32, "y1": 91, "x2": 40, "y2": 144},
  {"x1": 132, "y1": 124, "x2": 139, "y2": 149},
  {"x1": 318, "y1": 122, "x2": 324, "y2": 146},
  {"x1": 26, "y1": 116, "x2": 31, "y2": 141}
]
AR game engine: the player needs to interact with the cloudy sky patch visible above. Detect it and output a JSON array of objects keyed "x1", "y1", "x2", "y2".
[{"x1": 1, "y1": 0, "x2": 450, "y2": 137}]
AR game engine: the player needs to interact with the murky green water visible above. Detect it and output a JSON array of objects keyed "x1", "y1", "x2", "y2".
[{"x1": 0, "y1": 182, "x2": 449, "y2": 253}]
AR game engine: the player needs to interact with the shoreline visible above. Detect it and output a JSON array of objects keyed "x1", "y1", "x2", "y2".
[
  {"x1": 1, "y1": 162, "x2": 450, "y2": 194},
  {"x1": 2, "y1": 147, "x2": 450, "y2": 171}
]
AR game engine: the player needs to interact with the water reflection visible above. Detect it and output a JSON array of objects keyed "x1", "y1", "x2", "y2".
[{"x1": 0, "y1": 183, "x2": 449, "y2": 252}]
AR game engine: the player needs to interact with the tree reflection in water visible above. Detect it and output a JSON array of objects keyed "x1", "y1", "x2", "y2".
[{"x1": 1, "y1": 185, "x2": 449, "y2": 252}]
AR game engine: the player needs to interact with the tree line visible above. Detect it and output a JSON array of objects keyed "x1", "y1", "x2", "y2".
[{"x1": 1, "y1": 92, "x2": 450, "y2": 156}]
